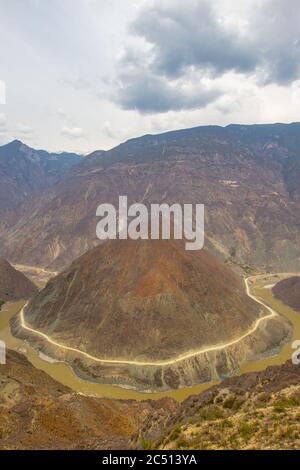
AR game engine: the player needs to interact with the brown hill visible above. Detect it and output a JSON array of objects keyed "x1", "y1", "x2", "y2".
[
  {"x1": 0, "y1": 350, "x2": 175, "y2": 450},
  {"x1": 1, "y1": 351, "x2": 299, "y2": 450},
  {"x1": 0, "y1": 259, "x2": 38, "y2": 301},
  {"x1": 134, "y1": 360, "x2": 300, "y2": 450},
  {"x1": 13, "y1": 239, "x2": 290, "y2": 391},
  {"x1": 1, "y1": 123, "x2": 300, "y2": 272},
  {"x1": 273, "y1": 276, "x2": 300, "y2": 312}
]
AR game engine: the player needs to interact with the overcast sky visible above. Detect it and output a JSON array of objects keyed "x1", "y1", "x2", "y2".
[{"x1": 0, "y1": 0, "x2": 299, "y2": 153}]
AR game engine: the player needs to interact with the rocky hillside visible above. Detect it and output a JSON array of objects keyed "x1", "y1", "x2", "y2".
[
  {"x1": 1, "y1": 352, "x2": 299, "y2": 450},
  {"x1": 133, "y1": 360, "x2": 300, "y2": 450},
  {"x1": 0, "y1": 259, "x2": 38, "y2": 301},
  {"x1": 0, "y1": 350, "x2": 175, "y2": 450},
  {"x1": 12, "y1": 239, "x2": 290, "y2": 391},
  {"x1": 0, "y1": 140, "x2": 82, "y2": 215},
  {"x1": 273, "y1": 277, "x2": 300, "y2": 312},
  {"x1": 1, "y1": 123, "x2": 300, "y2": 272}
]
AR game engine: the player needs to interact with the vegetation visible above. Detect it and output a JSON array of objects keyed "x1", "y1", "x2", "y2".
[
  {"x1": 140, "y1": 438, "x2": 153, "y2": 450},
  {"x1": 148, "y1": 372, "x2": 300, "y2": 451}
]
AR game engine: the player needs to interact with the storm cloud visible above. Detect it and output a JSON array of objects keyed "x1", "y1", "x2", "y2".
[
  {"x1": 115, "y1": 0, "x2": 300, "y2": 113},
  {"x1": 131, "y1": 0, "x2": 258, "y2": 78},
  {"x1": 116, "y1": 70, "x2": 221, "y2": 113},
  {"x1": 1, "y1": 0, "x2": 299, "y2": 150}
]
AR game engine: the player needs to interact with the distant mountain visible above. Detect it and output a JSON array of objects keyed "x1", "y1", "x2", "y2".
[
  {"x1": 273, "y1": 276, "x2": 300, "y2": 312},
  {"x1": 1, "y1": 123, "x2": 300, "y2": 271},
  {"x1": 0, "y1": 140, "x2": 82, "y2": 214},
  {"x1": 0, "y1": 258, "x2": 37, "y2": 301},
  {"x1": 13, "y1": 238, "x2": 290, "y2": 391}
]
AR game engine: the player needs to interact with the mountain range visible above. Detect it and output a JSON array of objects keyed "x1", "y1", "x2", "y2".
[
  {"x1": 1, "y1": 123, "x2": 300, "y2": 272},
  {"x1": 1, "y1": 122, "x2": 300, "y2": 447}
]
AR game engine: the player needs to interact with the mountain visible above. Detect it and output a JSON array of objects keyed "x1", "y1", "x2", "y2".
[
  {"x1": 12, "y1": 239, "x2": 290, "y2": 391},
  {"x1": 1, "y1": 123, "x2": 300, "y2": 272},
  {"x1": 0, "y1": 258, "x2": 38, "y2": 301},
  {"x1": 273, "y1": 277, "x2": 300, "y2": 312},
  {"x1": 0, "y1": 140, "x2": 83, "y2": 214}
]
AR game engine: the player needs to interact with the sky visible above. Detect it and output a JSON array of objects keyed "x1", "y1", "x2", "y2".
[{"x1": 0, "y1": 0, "x2": 299, "y2": 153}]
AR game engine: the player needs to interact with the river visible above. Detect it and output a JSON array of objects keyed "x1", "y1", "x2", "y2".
[{"x1": 0, "y1": 273, "x2": 299, "y2": 402}]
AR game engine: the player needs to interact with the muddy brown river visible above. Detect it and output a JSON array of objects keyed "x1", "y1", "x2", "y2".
[{"x1": 0, "y1": 273, "x2": 299, "y2": 402}]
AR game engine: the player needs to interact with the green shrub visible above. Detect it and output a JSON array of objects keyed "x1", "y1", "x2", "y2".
[
  {"x1": 176, "y1": 437, "x2": 190, "y2": 449},
  {"x1": 274, "y1": 402, "x2": 287, "y2": 413},
  {"x1": 140, "y1": 438, "x2": 152, "y2": 450},
  {"x1": 198, "y1": 405, "x2": 224, "y2": 421},
  {"x1": 169, "y1": 426, "x2": 181, "y2": 441},
  {"x1": 238, "y1": 422, "x2": 256, "y2": 438}
]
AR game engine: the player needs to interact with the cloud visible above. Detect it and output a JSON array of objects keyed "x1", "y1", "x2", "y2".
[
  {"x1": 58, "y1": 77, "x2": 92, "y2": 91},
  {"x1": 252, "y1": 0, "x2": 300, "y2": 85},
  {"x1": 16, "y1": 124, "x2": 33, "y2": 135},
  {"x1": 0, "y1": 80, "x2": 6, "y2": 104},
  {"x1": 101, "y1": 120, "x2": 117, "y2": 140},
  {"x1": 115, "y1": 69, "x2": 221, "y2": 113},
  {"x1": 57, "y1": 107, "x2": 67, "y2": 117},
  {"x1": 130, "y1": 0, "x2": 257, "y2": 79},
  {"x1": 61, "y1": 126, "x2": 85, "y2": 139},
  {"x1": 0, "y1": 118, "x2": 34, "y2": 137},
  {"x1": 0, "y1": 113, "x2": 7, "y2": 132},
  {"x1": 1, "y1": 0, "x2": 300, "y2": 151},
  {"x1": 113, "y1": 0, "x2": 300, "y2": 114}
]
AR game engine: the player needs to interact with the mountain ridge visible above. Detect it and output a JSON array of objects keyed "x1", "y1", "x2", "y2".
[
  {"x1": 0, "y1": 139, "x2": 83, "y2": 215},
  {"x1": 1, "y1": 122, "x2": 300, "y2": 271}
]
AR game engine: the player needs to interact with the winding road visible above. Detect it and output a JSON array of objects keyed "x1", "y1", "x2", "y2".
[{"x1": 18, "y1": 276, "x2": 278, "y2": 367}]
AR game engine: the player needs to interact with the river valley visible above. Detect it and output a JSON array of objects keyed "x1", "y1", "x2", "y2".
[{"x1": 0, "y1": 272, "x2": 299, "y2": 402}]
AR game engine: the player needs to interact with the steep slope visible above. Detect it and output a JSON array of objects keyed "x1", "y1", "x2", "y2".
[
  {"x1": 1, "y1": 352, "x2": 299, "y2": 450},
  {"x1": 1, "y1": 123, "x2": 300, "y2": 271},
  {"x1": 0, "y1": 259, "x2": 38, "y2": 301},
  {"x1": 12, "y1": 239, "x2": 290, "y2": 391},
  {"x1": 0, "y1": 140, "x2": 82, "y2": 214},
  {"x1": 273, "y1": 277, "x2": 300, "y2": 312},
  {"x1": 0, "y1": 350, "x2": 175, "y2": 450},
  {"x1": 134, "y1": 360, "x2": 300, "y2": 450}
]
